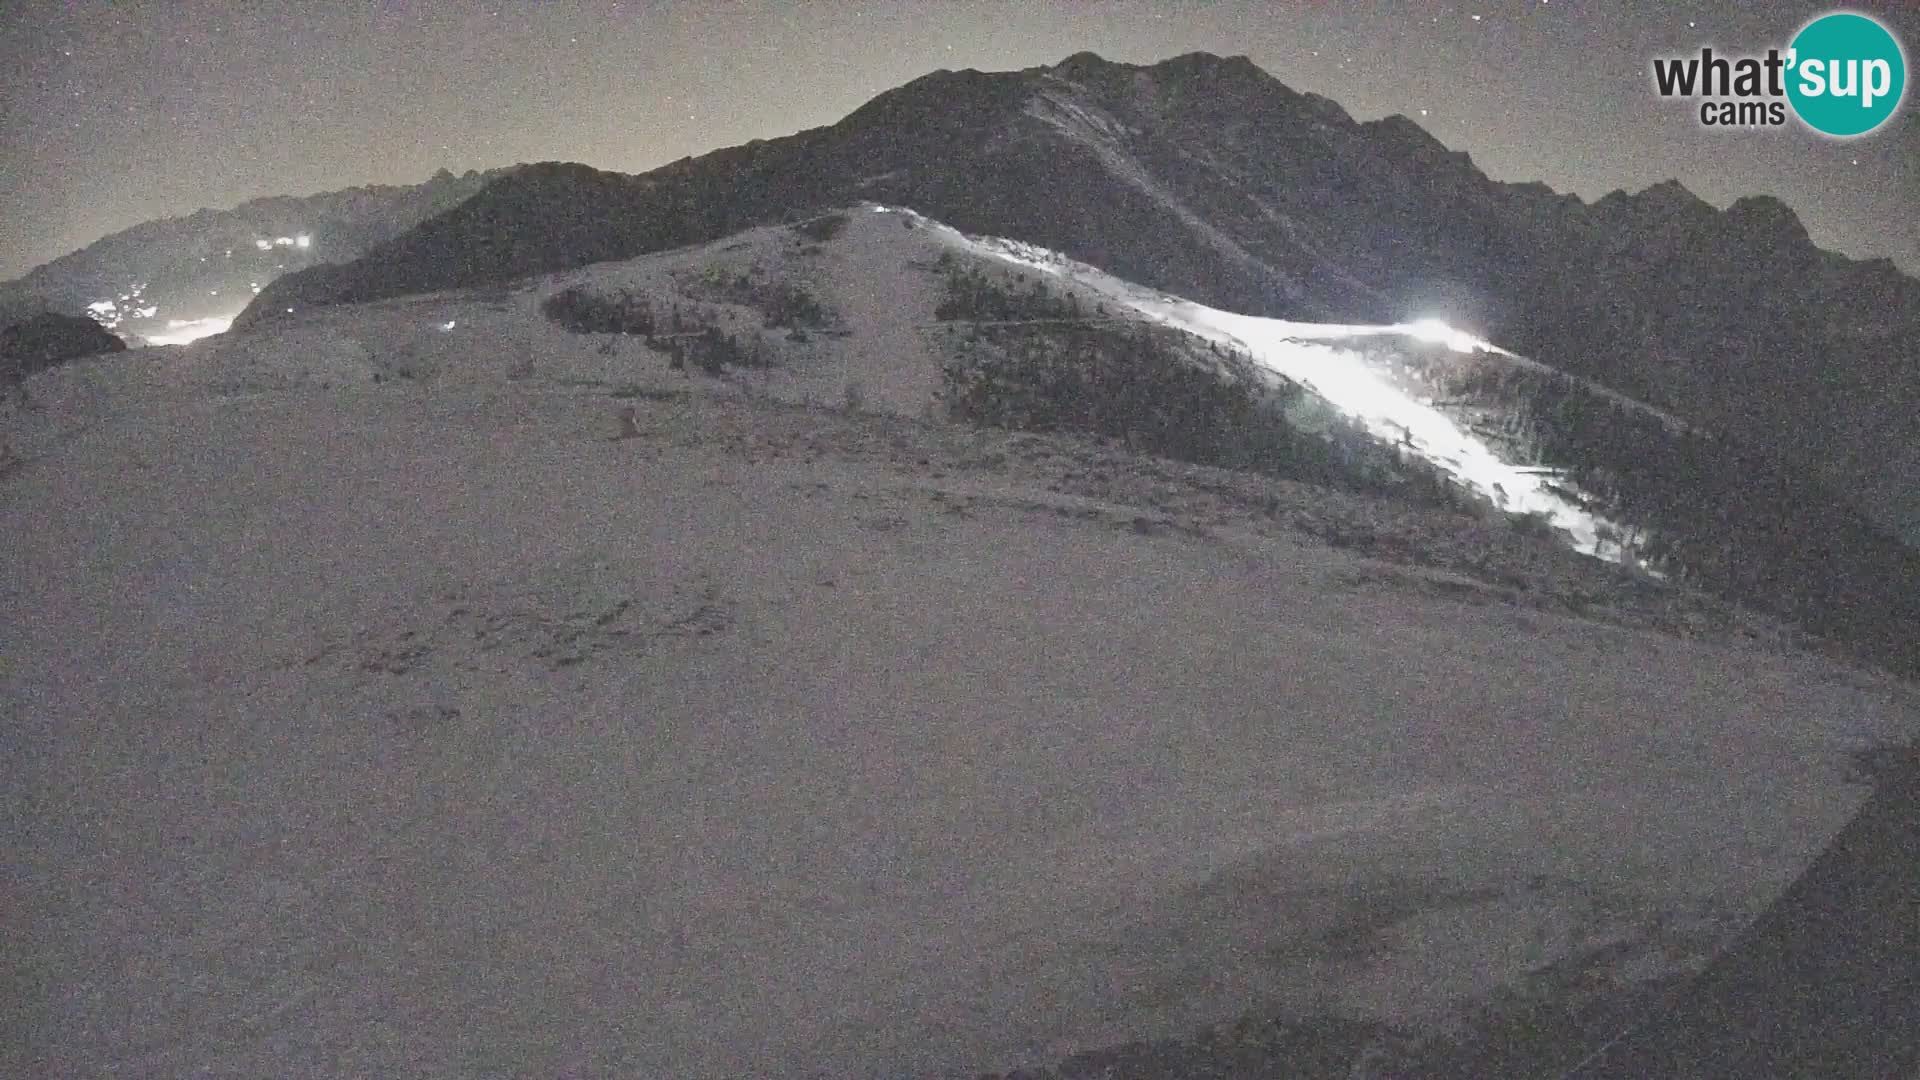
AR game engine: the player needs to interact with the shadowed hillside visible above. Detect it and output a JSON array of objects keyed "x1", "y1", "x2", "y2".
[{"x1": 1, "y1": 310, "x2": 127, "y2": 383}]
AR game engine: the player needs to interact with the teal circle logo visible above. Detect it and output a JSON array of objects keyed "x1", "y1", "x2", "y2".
[{"x1": 1786, "y1": 12, "x2": 1906, "y2": 137}]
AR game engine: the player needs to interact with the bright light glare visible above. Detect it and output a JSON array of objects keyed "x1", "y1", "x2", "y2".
[
  {"x1": 142, "y1": 316, "x2": 232, "y2": 346},
  {"x1": 1190, "y1": 310, "x2": 1627, "y2": 557},
  {"x1": 1400, "y1": 318, "x2": 1486, "y2": 354},
  {"x1": 914, "y1": 217, "x2": 1666, "y2": 567},
  {"x1": 1216, "y1": 317, "x2": 1500, "y2": 356}
]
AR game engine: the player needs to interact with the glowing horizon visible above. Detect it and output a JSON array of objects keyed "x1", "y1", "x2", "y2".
[{"x1": 140, "y1": 315, "x2": 233, "y2": 346}]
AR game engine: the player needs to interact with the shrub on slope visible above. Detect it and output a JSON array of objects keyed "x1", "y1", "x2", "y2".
[
  {"x1": 541, "y1": 284, "x2": 774, "y2": 376},
  {"x1": 542, "y1": 286, "x2": 657, "y2": 336}
]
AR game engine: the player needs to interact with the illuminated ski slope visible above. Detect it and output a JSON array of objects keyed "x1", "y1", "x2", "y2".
[
  {"x1": 1186, "y1": 310, "x2": 1622, "y2": 549},
  {"x1": 903, "y1": 209, "x2": 1644, "y2": 565},
  {"x1": 1143, "y1": 305, "x2": 1631, "y2": 557}
]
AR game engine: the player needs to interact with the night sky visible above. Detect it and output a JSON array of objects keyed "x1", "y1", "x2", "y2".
[{"x1": 3, "y1": 0, "x2": 1915, "y2": 280}]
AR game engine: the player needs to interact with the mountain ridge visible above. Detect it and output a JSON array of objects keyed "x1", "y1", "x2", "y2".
[
  {"x1": 13, "y1": 50, "x2": 1915, "y2": 539},
  {"x1": 0, "y1": 167, "x2": 515, "y2": 341},
  {"x1": 232, "y1": 52, "x2": 1920, "y2": 542},
  {"x1": 243, "y1": 50, "x2": 1920, "y2": 329}
]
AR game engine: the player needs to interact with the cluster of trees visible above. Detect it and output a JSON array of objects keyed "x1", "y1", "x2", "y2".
[
  {"x1": 541, "y1": 286, "x2": 657, "y2": 336},
  {"x1": 789, "y1": 213, "x2": 849, "y2": 242},
  {"x1": 935, "y1": 264, "x2": 1095, "y2": 323},
  {"x1": 681, "y1": 267, "x2": 834, "y2": 331},
  {"x1": 659, "y1": 324, "x2": 774, "y2": 376},
  {"x1": 541, "y1": 285, "x2": 774, "y2": 377},
  {"x1": 1425, "y1": 358, "x2": 1920, "y2": 673},
  {"x1": 757, "y1": 282, "x2": 830, "y2": 329},
  {"x1": 940, "y1": 303, "x2": 1474, "y2": 511}
]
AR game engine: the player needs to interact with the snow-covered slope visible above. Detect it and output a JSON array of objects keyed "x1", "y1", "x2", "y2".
[
  {"x1": 168, "y1": 206, "x2": 1647, "y2": 563},
  {"x1": 25, "y1": 204, "x2": 1918, "y2": 654},
  {"x1": 24, "y1": 203, "x2": 1919, "y2": 651},
  {"x1": 236, "y1": 53, "x2": 1920, "y2": 548},
  {"x1": 7, "y1": 208, "x2": 1919, "y2": 1078}
]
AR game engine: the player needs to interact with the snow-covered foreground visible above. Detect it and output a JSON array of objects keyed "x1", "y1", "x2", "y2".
[{"x1": 7, "y1": 363, "x2": 1918, "y2": 1076}]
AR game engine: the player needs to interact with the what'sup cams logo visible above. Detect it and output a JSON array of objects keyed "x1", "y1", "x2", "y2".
[{"x1": 1653, "y1": 10, "x2": 1907, "y2": 136}]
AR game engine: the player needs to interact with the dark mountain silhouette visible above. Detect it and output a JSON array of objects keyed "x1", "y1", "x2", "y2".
[
  {"x1": 238, "y1": 52, "x2": 1920, "y2": 545},
  {"x1": 0, "y1": 167, "x2": 513, "y2": 340}
]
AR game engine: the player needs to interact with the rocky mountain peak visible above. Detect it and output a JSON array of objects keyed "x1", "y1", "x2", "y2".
[
  {"x1": 1050, "y1": 50, "x2": 1111, "y2": 76},
  {"x1": 1363, "y1": 114, "x2": 1468, "y2": 167},
  {"x1": 1636, "y1": 179, "x2": 1713, "y2": 215},
  {"x1": 1722, "y1": 194, "x2": 1813, "y2": 253},
  {"x1": 227, "y1": 53, "x2": 1919, "y2": 542}
]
